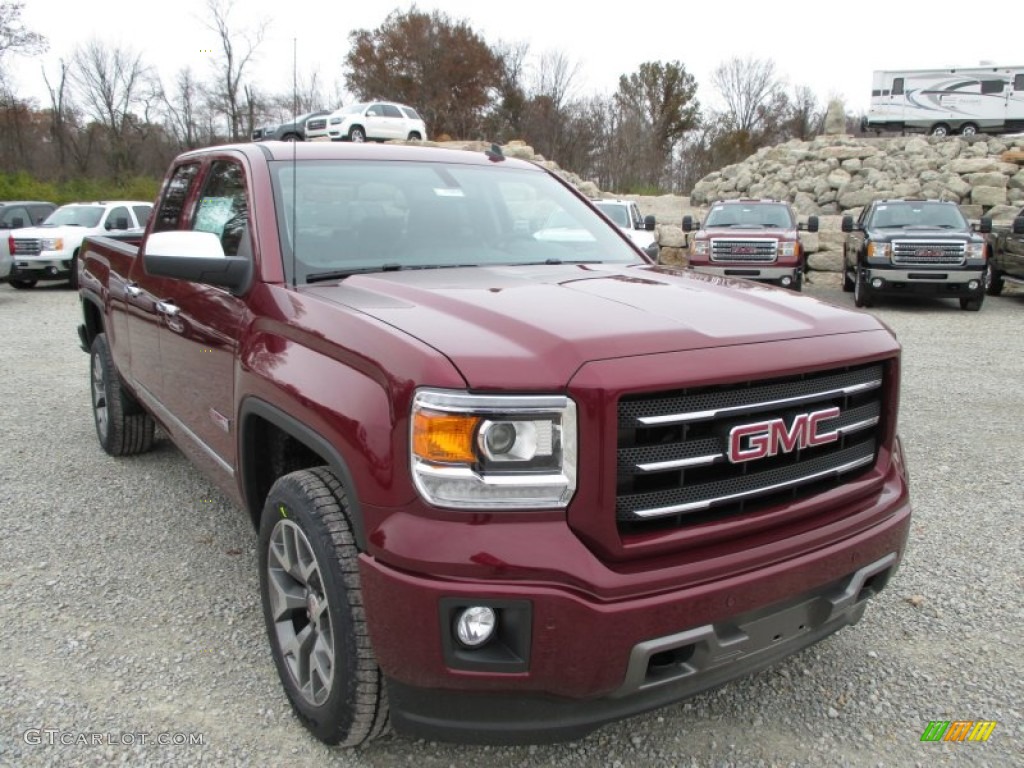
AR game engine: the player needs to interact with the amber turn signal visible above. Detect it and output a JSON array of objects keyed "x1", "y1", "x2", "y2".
[{"x1": 412, "y1": 410, "x2": 480, "y2": 463}]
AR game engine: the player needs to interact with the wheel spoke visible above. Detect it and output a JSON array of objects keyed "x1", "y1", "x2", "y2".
[{"x1": 266, "y1": 568, "x2": 306, "y2": 621}]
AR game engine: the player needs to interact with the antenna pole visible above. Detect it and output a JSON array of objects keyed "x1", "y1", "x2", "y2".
[{"x1": 291, "y1": 36, "x2": 298, "y2": 288}]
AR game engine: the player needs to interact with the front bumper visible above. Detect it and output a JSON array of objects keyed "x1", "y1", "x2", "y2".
[
  {"x1": 358, "y1": 459, "x2": 911, "y2": 744},
  {"x1": 384, "y1": 551, "x2": 899, "y2": 744},
  {"x1": 692, "y1": 264, "x2": 801, "y2": 284},
  {"x1": 11, "y1": 257, "x2": 72, "y2": 281},
  {"x1": 863, "y1": 267, "x2": 984, "y2": 296}
]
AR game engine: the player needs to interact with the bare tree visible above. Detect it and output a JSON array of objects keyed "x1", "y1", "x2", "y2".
[
  {"x1": 160, "y1": 66, "x2": 206, "y2": 150},
  {"x1": 204, "y1": 0, "x2": 267, "y2": 141},
  {"x1": 0, "y1": 1, "x2": 45, "y2": 62},
  {"x1": 712, "y1": 57, "x2": 785, "y2": 134},
  {"x1": 71, "y1": 39, "x2": 156, "y2": 179}
]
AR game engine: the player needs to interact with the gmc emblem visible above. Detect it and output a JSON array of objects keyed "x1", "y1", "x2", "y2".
[{"x1": 727, "y1": 407, "x2": 840, "y2": 463}]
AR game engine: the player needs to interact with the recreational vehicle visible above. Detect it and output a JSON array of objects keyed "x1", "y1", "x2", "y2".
[{"x1": 862, "y1": 66, "x2": 1024, "y2": 137}]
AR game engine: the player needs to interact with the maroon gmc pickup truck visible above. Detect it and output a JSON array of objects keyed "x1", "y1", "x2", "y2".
[{"x1": 77, "y1": 141, "x2": 911, "y2": 746}]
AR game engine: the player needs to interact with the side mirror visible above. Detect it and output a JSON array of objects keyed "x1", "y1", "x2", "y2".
[
  {"x1": 841, "y1": 215, "x2": 855, "y2": 233},
  {"x1": 978, "y1": 217, "x2": 992, "y2": 234},
  {"x1": 1013, "y1": 216, "x2": 1024, "y2": 235},
  {"x1": 143, "y1": 231, "x2": 251, "y2": 294},
  {"x1": 804, "y1": 215, "x2": 819, "y2": 233},
  {"x1": 643, "y1": 214, "x2": 656, "y2": 232},
  {"x1": 682, "y1": 215, "x2": 694, "y2": 233}
]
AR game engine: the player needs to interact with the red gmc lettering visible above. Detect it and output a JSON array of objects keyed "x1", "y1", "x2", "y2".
[{"x1": 728, "y1": 407, "x2": 840, "y2": 463}]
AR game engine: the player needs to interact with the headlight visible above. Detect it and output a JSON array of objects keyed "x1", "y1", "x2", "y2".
[
  {"x1": 778, "y1": 241, "x2": 798, "y2": 257},
  {"x1": 867, "y1": 241, "x2": 892, "y2": 259},
  {"x1": 329, "y1": 117, "x2": 342, "y2": 125},
  {"x1": 42, "y1": 238, "x2": 63, "y2": 251},
  {"x1": 966, "y1": 242, "x2": 985, "y2": 259},
  {"x1": 410, "y1": 389, "x2": 577, "y2": 510},
  {"x1": 692, "y1": 239, "x2": 709, "y2": 257}
]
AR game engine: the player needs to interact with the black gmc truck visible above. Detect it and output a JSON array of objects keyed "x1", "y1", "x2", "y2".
[
  {"x1": 986, "y1": 207, "x2": 1024, "y2": 295},
  {"x1": 841, "y1": 199, "x2": 991, "y2": 311}
]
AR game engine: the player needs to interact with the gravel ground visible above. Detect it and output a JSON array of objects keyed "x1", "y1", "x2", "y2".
[{"x1": 1, "y1": 277, "x2": 1021, "y2": 768}]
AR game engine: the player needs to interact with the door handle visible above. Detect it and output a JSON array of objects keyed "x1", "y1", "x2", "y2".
[
  {"x1": 125, "y1": 283, "x2": 142, "y2": 298},
  {"x1": 155, "y1": 300, "x2": 180, "y2": 317}
]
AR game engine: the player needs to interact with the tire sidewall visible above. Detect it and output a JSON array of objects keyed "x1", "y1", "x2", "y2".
[
  {"x1": 90, "y1": 335, "x2": 114, "y2": 452},
  {"x1": 258, "y1": 476, "x2": 363, "y2": 743}
]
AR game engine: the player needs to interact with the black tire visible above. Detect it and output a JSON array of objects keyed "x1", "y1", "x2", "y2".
[
  {"x1": 9, "y1": 277, "x2": 36, "y2": 289},
  {"x1": 960, "y1": 296, "x2": 983, "y2": 311},
  {"x1": 929, "y1": 123, "x2": 950, "y2": 137},
  {"x1": 842, "y1": 265, "x2": 855, "y2": 293},
  {"x1": 789, "y1": 273, "x2": 803, "y2": 292},
  {"x1": 984, "y1": 262, "x2": 1004, "y2": 296},
  {"x1": 407, "y1": 131, "x2": 422, "y2": 141},
  {"x1": 348, "y1": 126, "x2": 366, "y2": 143},
  {"x1": 69, "y1": 248, "x2": 80, "y2": 290},
  {"x1": 281, "y1": 133, "x2": 301, "y2": 142},
  {"x1": 90, "y1": 333, "x2": 155, "y2": 456},
  {"x1": 259, "y1": 467, "x2": 389, "y2": 746},
  {"x1": 959, "y1": 123, "x2": 979, "y2": 137},
  {"x1": 853, "y1": 266, "x2": 874, "y2": 308}
]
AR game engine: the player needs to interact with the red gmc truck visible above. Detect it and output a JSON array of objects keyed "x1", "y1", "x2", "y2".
[
  {"x1": 684, "y1": 199, "x2": 819, "y2": 291},
  {"x1": 77, "y1": 142, "x2": 911, "y2": 747}
]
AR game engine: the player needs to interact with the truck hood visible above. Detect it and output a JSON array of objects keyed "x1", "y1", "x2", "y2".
[
  {"x1": 867, "y1": 226, "x2": 980, "y2": 242},
  {"x1": 13, "y1": 225, "x2": 94, "y2": 239},
  {"x1": 305, "y1": 263, "x2": 884, "y2": 389},
  {"x1": 698, "y1": 227, "x2": 797, "y2": 239}
]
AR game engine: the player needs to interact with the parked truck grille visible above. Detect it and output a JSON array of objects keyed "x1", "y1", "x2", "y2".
[
  {"x1": 306, "y1": 119, "x2": 327, "y2": 131},
  {"x1": 11, "y1": 239, "x2": 41, "y2": 256},
  {"x1": 891, "y1": 239, "x2": 966, "y2": 265},
  {"x1": 616, "y1": 363, "x2": 884, "y2": 533},
  {"x1": 710, "y1": 238, "x2": 777, "y2": 262}
]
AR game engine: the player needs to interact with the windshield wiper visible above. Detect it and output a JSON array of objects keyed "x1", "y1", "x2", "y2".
[
  {"x1": 305, "y1": 263, "x2": 403, "y2": 283},
  {"x1": 518, "y1": 259, "x2": 606, "y2": 265}
]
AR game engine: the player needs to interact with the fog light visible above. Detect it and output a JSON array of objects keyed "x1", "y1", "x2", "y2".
[
  {"x1": 455, "y1": 606, "x2": 496, "y2": 648},
  {"x1": 968, "y1": 280, "x2": 979, "y2": 291},
  {"x1": 871, "y1": 278, "x2": 884, "y2": 289},
  {"x1": 49, "y1": 266, "x2": 59, "y2": 276},
  {"x1": 780, "y1": 276, "x2": 792, "y2": 287}
]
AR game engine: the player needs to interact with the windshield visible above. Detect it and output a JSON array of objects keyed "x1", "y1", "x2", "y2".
[
  {"x1": 594, "y1": 202, "x2": 630, "y2": 227},
  {"x1": 42, "y1": 206, "x2": 105, "y2": 228},
  {"x1": 270, "y1": 159, "x2": 642, "y2": 283},
  {"x1": 868, "y1": 202, "x2": 968, "y2": 229},
  {"x1": 705, "y1": 203, "x2": 794, "y2": 228}
]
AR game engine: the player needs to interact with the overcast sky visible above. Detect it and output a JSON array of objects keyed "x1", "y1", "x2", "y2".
[{"x1": 9, "y1": 0, "x2": 1023, "y2": 119}]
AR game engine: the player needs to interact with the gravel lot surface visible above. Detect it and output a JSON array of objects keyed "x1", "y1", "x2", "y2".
[{"x1": 1, "y1": 276, "x2": 1021, "y2": 767}]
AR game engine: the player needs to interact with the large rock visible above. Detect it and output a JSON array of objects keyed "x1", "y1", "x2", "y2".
[
  {"x1": 827, "y1": 169, "x2": 852, "y2": 189},
  {"x1": 949, "y1": 157, "x2": 1001, "y2": 174},
  {"x1": 657, "y1": 225, "x2": 687, "y2": 248},
  {"x1": 838, "y1": 188, "x2": 878, "y2": 209},
  {"x1": 965, "y1": 172, "x2": 1008, "y2": 188},
  {"x1": 984, "y1": 204, "x2": 1020, "y2": 223},
  {"x1": 823, "y1": 100, "x2": 846, "y2": 135},
  {"x1": 971, "y1": 186, "x2": 1008, "y2": 206},
  {"x1": 808, "y1": 250, "x2": 843, "y2": 272}
]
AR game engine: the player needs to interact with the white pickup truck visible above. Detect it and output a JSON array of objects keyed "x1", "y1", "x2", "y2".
[
  {"x1": 8, "y1": 201, "x2": 152, "y2": 289},
  {"x1": 592, "y1": 199, "x2": 659, "y2": 259}
]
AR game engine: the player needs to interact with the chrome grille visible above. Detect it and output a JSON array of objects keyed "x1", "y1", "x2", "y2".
[
  {"x1": 306, "y1": 119, "x2": 327, "y2": 131},
  {"x1": 891, "y1": 239, "x2": 966, "y2": 265},
  {"x1": 710, "y1": 238, "x2": 777, "y2": 262},
  {"x1": 11, "y1": 238, "x2": 41, "y2": 255},
  {"x1": 616, "y1": 364, "x2": 885, "y2": 532}
]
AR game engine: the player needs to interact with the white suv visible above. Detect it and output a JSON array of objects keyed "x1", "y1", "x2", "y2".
[
  {"x1": 593, "y1": 199, "x2": 659, "y2": 259},
  {"x1": 325, "y1": 101, "x2": 428, "y2": 143}
]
